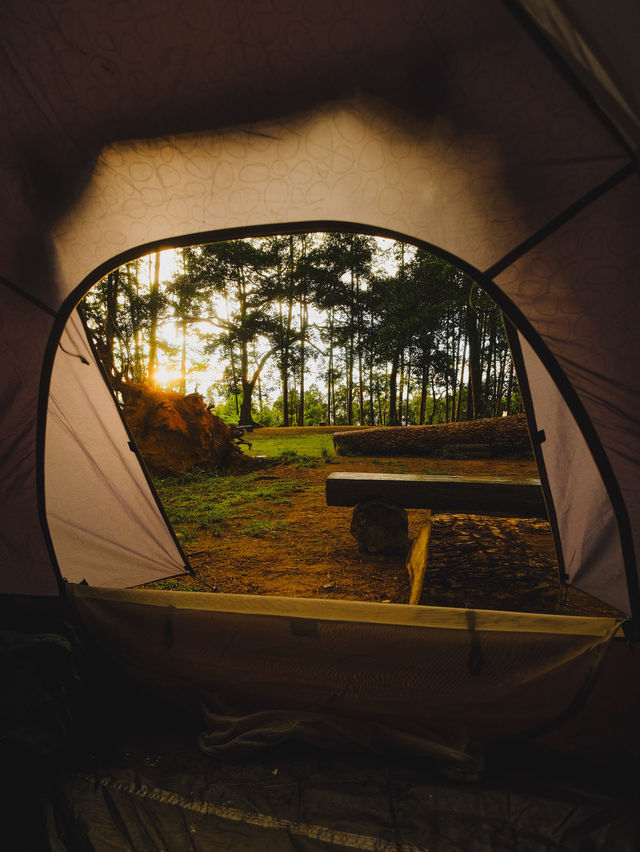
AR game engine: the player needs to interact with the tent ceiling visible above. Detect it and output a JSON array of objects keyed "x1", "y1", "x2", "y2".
[{"x1": 519, "y1": 0, "x2": 640, "y2": 152}]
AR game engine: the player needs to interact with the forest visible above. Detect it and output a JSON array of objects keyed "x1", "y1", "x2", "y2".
[{"x1": 82, "y1": 233, "x2": 521, "y2": 427}]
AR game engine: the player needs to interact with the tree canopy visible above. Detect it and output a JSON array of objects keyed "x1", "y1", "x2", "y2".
[{"x1": 83, "y1": 233, "x2": 520, "y2": 426}]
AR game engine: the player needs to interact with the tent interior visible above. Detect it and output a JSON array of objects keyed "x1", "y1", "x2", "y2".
[{"x1": 2, "y1": 0, "x2": 640, "y2": 847}]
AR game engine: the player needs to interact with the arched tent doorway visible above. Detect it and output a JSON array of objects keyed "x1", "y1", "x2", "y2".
[
  {"x1": 0, "y1": 2, "x2": 638, "y2": 617},
  {"x1": 45, "y1": 217, "x2": 632, "y2": 619}
]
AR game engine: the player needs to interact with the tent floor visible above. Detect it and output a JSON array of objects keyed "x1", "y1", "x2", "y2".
[
  {"x1": 48, "y1": 720, "x2": 638, "y2": 851},
  {"x1": 44, "y1": 676, "x2": 638, "y2": 852},
  {"x1": 2, "y1": 598, "x2": 638, "y2": 850}
]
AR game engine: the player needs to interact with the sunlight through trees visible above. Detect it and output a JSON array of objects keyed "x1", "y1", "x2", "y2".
[{"x1": 82, "y1": 234, "x2": 520, "y2": 426}]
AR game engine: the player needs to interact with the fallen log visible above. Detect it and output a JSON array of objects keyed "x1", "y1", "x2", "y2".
[{"x1": 332, "y1": 415, "x2": 532, "y2": 458}]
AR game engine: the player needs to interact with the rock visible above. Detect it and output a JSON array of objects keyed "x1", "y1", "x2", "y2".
[{"x1": 350, "y1": 498, "x2": 409, "y2": 554}]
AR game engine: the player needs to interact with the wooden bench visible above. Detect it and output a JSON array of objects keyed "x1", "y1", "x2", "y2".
[{"x1": 326, "y1": 472, "x2": 547, "y2": 605}]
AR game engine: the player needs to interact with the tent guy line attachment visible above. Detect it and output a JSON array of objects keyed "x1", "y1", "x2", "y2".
[{"x1": 58, "y1": 342, "x2": 89, "y2": 365}]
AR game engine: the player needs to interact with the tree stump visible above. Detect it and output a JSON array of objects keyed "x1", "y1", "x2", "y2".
[
  {"x1": 349, "y1": 498, "x2": 409, "y2": 555},
  {"x1": 119, "y1": 383, "x2": 243, "y2": 475}
]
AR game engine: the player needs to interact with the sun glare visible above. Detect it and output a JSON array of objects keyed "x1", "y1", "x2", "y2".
[{"x1": 152, "y1": 364, "x2": 182, "y2": 389}]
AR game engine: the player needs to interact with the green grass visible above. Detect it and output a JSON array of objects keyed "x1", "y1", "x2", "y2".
[
  {"x1": 246, "y1": 432, "x2": 336, "y2": 460},
  {"x1": 153, "y1": 469, "x2": 298, "y2": 545},
  {"x1": 240, "y1": 519, "x2": 287, "y2": 537},
  {"x1": 151, "y1": 577, "x2": 203, "y2": 591}
]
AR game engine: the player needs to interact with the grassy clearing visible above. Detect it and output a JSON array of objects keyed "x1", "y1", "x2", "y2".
[
  {"x1": 153, "y1": 469, "x2": 299, "y2": 545},
  {"x1": 246, "y1": 432, "x2": 337, "y2": 460}
]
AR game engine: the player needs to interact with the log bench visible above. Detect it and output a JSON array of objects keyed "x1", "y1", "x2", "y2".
[{"x1": 326, "y1": 472, "x2": 547, "y2": 605}]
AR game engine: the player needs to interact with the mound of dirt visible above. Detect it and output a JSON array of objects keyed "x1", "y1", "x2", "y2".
[{"x1": 120, "y1": 383, "x2": 243, "y2": 475}]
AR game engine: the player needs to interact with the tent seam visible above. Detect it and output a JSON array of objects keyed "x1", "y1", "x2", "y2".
[
  {"x1": 483, "y1": 161, "x2": 636, "y2": 279},
  {"x1": 0, "y1": 275, "x2": 56, "y2": 317}
]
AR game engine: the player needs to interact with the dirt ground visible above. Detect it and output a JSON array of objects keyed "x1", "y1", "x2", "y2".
[{"x1": 175, "y1": 453, "x2": 619, "y2": 618}]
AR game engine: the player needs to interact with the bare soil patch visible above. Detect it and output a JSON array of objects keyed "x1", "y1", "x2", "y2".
[{"x1": 171, "y1": 453, "x2": 618, "y2": 618}]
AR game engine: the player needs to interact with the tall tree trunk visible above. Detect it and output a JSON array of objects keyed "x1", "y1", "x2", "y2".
[
  {"x1": 280, "y1": 291, "x2": 290, "y2": 426},
  {"x1": 297, "y1": 297, "x2": 307, "y2": 426},
  {"x1": 449, "y1": 315, "x2": 459, "y2": 424},
  {"x1": 239, "y1": 378, "x2": 255, "y2": 425},
  {"x1": 505, "y1": 359, "x2": 514, "y2": 414},
  {"x1": 368, "y1": 355, "x2": 375, "y2": 425},
  {"x1": 444, "y1": 341, "x2": 451, "y2": 423},
  {"x1": 328, "y1": 309, "x2": 336, "y2": 425},
  {"x1": 327, "y1": 322, "x2": 333, "y2": 426},
  {"x1": 332, "y1": 373, "x2": 337, "y2": 425},
  {"x1": 358, "y1": 344, "x2": 365, "y2": 425},
  {"x1": 239, "y1": 336, "x2": 251, "y2": 424},
  {"x1": 282, "y1": 362, "x2": 289, "y2": 426},
  {"x1": 494, "y1": 350, "x2": 506, "y2": 417},
  {"x1": 419, "y1": 359, "x2": 429, "y2": 425},
  {"x1": 405, "y1": 349, "x2": 411, "y2": 425},
  {"x1": 148, "y1": 251, "x2": 161, "y2": 381},
  {"x1": 429, "y1": 377, "x2": 438, "y2": 423},
  {"x1": 346, "y1": 265, "x2": 356, "y2": 425},
  {"x1": 466, "y1": 287, "x2": 483, "y2": 420},
  {"x1": 455, "y1": 336, "x2": 467, "y2": 422},
  {"x1": 179, "y1": 317, "x2": 187, "y2": 394},
  {"x1": 103, "y1": 269, "x2": 120, "y2": 379},
  {"x1": 281, "y1": 236, "x2": 296, "y2": 426},
  {"x1": 368, "y1": 312, "x2": 375, "y2": 425},
  {"x1": 346, "y1": 338, "x2": 354, "y2": 425},
  {"x1": 388, "y1": 350, "x2": 400, "y2": 426},
  {"x1": 397, "y1": 348, "x2": 405, "y2": 426},
  {"x1": 483, "y1": 309, "x2": 497, "y2": 419},
  {"x1": 252, "y1": 343, "x2": 263, "y2": 412}
]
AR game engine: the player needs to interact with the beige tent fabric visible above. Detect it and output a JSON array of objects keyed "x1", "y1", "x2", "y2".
[
  {"x1": 0, "y1": 285, "x2": 59, "y2": 595},
  {"x1": 516, "y1": 332, "x2": 628, "y2": 612},
  {"x1": 496, "y1": 179, "x2": 640, "y2": 614},
  {"x1": 70, "y1": 585, "x2": 621, "y2": 741},
  {"x1": 46, "y1": 312, "x2": 187, "y2": 586}
]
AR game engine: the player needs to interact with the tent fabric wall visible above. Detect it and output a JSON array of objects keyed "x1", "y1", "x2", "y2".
[
  {"x1": 0, "y1": 284, "x2": 59, "y2": 595},
  {"x1": 70, "y1": 586, "x2": 621, "y2": 741},
  {"x1": 515, "y1": 332, "x2": 628, "y2": 613},
  {"x1": 46, "y1": 312, "x2": 188, "y2": 587},
  {"x1": 0, "y1": 0, "x2": 638, "y2": 614},
  {"x1": 495, "y1": 178, "x2": 640, "y2": 614}
]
